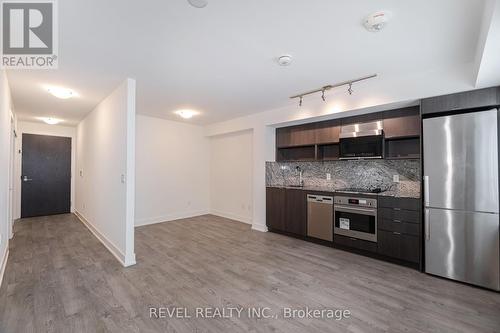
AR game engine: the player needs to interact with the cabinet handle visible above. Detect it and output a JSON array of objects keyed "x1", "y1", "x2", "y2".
[
  {"x1": 393, "y1": 232, "x2": 401, "y2": 235},
  {"x1": 393, "y1": 219, "x2": 401, "y2": 223},
  {"x1": 393, "y1": 208, "x2": 401, "y2": 211}
]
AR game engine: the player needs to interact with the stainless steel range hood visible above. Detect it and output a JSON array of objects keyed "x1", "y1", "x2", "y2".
[
  {"x1": 339, "y1": 121, "x2": 385, "y2": 159},
  {"x1": 339, "y1": 121, "x2": 384, "y2": 138}
]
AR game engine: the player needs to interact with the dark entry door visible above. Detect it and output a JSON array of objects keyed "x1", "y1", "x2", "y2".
[{"x1": 21, "y1": 134, "x2": 71, "y2": 218}]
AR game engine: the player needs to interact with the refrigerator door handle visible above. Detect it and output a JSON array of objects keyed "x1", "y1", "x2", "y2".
[
  {"x1": 423, "y1": 176, "x2": 430, "y2": 207},
  {"x1": 425, "y1": 208, "x2": 430, "y2": 241}
]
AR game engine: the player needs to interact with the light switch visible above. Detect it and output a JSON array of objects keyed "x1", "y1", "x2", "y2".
[
  {"x1": 326, "y1": 173, "x2": 331, "y2": 180},
  {"x1": 393, "y1": 174, "x2": 400, "y2": 183},
  {"x1": 121, "y1": 174, "x2": 126, "y2": 183}
]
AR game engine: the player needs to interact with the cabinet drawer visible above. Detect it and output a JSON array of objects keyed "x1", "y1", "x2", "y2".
[
  {"x1": 378, "y1": 197, "x2": 421, "y2": 210},
  {"x1": 378, "y1": 208, "x2": 420, "y2": 223},
  {"x1": 400, "y1": 234, "x2": 420, "y2": 264},
  {"x1": 378, "y1": 231, "x2": 420, "y2": 263},
  {"x1": 377, "y1": 230, "x2": 400, "y2": 258},
  {"x1": 334, "y1": 234, "x2": 377, "y2": 253},
  {"x1": 378, "y1": 218, "x2": 420, "y2": 236}
]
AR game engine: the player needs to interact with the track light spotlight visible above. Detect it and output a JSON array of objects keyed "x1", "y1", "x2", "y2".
[
  {"x1": 347, "y1": 83, "x2": 353, "y2": 95},
  {"x1": 321, "y1": 89, "x2": 326, "y2": 102}
]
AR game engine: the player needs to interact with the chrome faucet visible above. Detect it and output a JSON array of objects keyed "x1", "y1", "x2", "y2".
[{"x1": 295, "y1": 166, "x2": 304, "y2": 187}]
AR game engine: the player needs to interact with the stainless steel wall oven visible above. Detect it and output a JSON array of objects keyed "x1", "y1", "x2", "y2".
[{"x1": 334, "y1": 196, "x2": 377, "y2": 242}]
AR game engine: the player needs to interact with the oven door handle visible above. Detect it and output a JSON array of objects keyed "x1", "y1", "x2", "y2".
[{"x1": 334, "y1": 205, "x2": 377, "y2": 215}]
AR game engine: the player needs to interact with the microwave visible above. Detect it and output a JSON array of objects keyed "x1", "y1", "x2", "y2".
[{"x1": 339, "y1": 121, "x2": 384, "y2": 159}]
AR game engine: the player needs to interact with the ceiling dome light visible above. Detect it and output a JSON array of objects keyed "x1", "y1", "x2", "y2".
[
  {"x1": 47, "y1": 86, "x2": 75, "y2": 99},
  {"x1": 175, "y1": 109, "x2": 199, "y2": 119},
  {"x1": 39, "y1": 117, "x2": 62, "y2": 125},
  {"x1": 187, "y1": 0, "x2": 207, "y2": 8}
]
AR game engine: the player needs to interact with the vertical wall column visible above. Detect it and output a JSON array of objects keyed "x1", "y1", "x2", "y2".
[
  {"x1": 251, "y1": 125, "x2": 275, "y2": 232},
  {"x1": 75, "y1": 78, "x2": 136, "y2": 267}
]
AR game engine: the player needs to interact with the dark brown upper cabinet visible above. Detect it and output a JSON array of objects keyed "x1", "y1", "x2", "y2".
[
  {"x1": 276, "y1": 123, "x2": 316, "y2": 148},
  {"x1": 383, "y1": 114, "x2": 421, "y2": 139},
  {"x1": 421, "y1": 87, "x2": 500, "y2": 115},
  {"x1": 275, "y1": 106, "x2": 423, "y2": 161},
  {"x1": 315, "y1": 120, "x2": 341, "y2": 144}
]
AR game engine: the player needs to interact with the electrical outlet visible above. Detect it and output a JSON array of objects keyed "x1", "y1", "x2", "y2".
[
  {"x1": 326, "y1": 173, "x2": 331, "y2": 180},
  {"x1": 393, "y1": 174, "x2": 400, "y2": 183},
  {"x1": 280, "y1": 165, "x2": 290, "y2": 171}
]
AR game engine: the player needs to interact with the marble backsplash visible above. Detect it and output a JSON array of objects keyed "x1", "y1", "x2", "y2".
[{"x1": 266, "y1": 159, "x2": 421, "y2": 196}]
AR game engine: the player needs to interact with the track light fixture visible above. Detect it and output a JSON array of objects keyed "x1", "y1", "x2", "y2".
[{"x1": 290, "y1": 74, "x2": 377, "y2": 106}]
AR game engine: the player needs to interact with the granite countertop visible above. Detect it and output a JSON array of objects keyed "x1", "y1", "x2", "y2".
[{"x1": 267, "y1": 181, "x2": 420, "y2": 199}]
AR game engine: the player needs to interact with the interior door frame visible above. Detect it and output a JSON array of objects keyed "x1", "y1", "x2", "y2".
[{"x1": 14, "y1": 123, "x2": 76, "y2": 220}]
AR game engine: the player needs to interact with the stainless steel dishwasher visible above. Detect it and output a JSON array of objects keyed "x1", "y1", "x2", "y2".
[{"x1": 307, "y1": 194, "x2": 334, "y2": 241}]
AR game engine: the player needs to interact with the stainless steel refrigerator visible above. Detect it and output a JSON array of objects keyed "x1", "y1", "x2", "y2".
[{"x1": 423, "y1": 109, "x2": 500, "y2": 291}]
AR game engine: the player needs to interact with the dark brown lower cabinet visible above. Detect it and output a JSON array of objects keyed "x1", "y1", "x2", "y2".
[
  {"x1": 266, "y1": 187, "x2": 306, "y2": 236},
  {"x1": 378, "y1": 197, "x2": 422, "y2": 267},
  {"x1": 266, "y1": 187, "x2": 286, "y2": 232},
  {"x1": 285, "y1": 189, "x2": 307, "y2": 236},
  {"x1": 377, "y1": 230, "x2": 420, "y2": 263},
  {"x1": 267, "y1": 187, "x2": 422, "y2": 269}
]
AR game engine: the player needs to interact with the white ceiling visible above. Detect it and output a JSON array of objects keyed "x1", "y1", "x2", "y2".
[{"x1": 8, "y1": 0, "x2": 486, "y2": 126}]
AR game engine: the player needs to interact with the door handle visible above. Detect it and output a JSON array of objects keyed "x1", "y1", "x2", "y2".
[
  {"x1": 22, "y1": 176, "x2": 32, "y2": 182},
  {"x1": 425, "y1": 208, "x2": 430, "y2": 241},
  {"x1": 424, "y1": 176, "x2": 430, "y2": 206}
]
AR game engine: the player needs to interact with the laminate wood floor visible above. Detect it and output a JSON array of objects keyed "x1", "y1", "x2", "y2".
[{"x1": 0, "y1": 214, "x2": 499, "y2": 333}]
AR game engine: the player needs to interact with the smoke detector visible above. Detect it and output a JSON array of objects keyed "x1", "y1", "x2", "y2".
[
  {"x1": 277, "y1": 55, "x2": 292, "y2": 66},
  {"x1": 364, "y1": 11, "x2": 391, "y2": 32}
]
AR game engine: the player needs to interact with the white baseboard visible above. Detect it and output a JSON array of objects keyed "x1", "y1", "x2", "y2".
[
  {"x1": 210, "y1": 210, "x2": 252, "y2": 225},
  {"x1": 0, "y1": 248, "x2": 9, "y2": 288},
  {"x1": 251, "y1": 224, "x2": 268, "y2": 232},
  {"x1": 74, "y1": 211, "x2": 136, "y2": 267},
  {"x1": 135, "y1": 210, "x2": 210, "y2": 227}
]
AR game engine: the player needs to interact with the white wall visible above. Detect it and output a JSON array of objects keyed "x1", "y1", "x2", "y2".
[
  {"x1": 14, "y1": 121, "x2": 77, "y2": 220},
  {"x1": 135, "y1": 115, "x2": 210, "y2": 226},
  {"x1": 209, "y1": 130, "x2": 253, "y2": 224},
  {"x1": 75, "y1": 78, "x2": 136, "y2": 267},
  {"x1": 0, "y1": 70, "x2": 14, "y2": 286}
]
